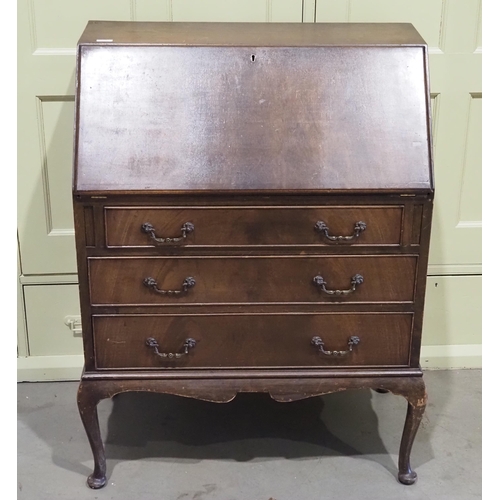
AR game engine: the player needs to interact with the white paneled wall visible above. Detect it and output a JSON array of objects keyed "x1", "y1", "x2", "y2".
[{"x1": 17, "y1": 0, "x2": 481, "y2": 380}]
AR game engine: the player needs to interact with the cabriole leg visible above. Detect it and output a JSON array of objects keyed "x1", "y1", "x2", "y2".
[
  {"x1": 77, "y1": 381, "x2": 107, "y2": 489},
  {"x1": 398, "y1": 379, "x2": 427, "y2": 485}
]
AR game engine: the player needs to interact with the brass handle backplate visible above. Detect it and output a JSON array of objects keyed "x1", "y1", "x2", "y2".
[
  {"x1": 315, "y1": 220, "x2": 366, "y2": 242},
  {"x1": 313, "y1": 274, "x2": 364, "y2": 296},
  {"x1": 311, "y1": 335, "x2": 360, "y2": 356},
  {"x1": 143, "y1": 276, "x2": 196, "y2": 296},
  {"x1": 145, "y1": 337, "x2": 196, "y2": 358},
  {"x1": 141, "y1": 222, "x2": 194, "y2": 245}
]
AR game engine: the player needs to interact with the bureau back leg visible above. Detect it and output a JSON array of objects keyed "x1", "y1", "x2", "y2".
[
  {"x1": 398, "y1": 378, "x2": 427, "y2": 485},
  {"x1": 77, "y1": 380, "x2": 107, "y2": 489}
]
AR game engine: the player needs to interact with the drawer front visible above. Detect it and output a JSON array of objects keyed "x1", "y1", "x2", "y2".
[
  {"x1": 93, "y1": 313, "x2": 412, "y2": 369},
  {"x1": 88, "y1": 255, "x2": 417, "y2": 305},
  {"x1": 104, "y1": 206, "x2": 403, "y2": 248}
]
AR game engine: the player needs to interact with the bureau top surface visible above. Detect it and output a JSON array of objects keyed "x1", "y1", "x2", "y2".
[
  {"x1": 78, "y1": 21, "x2": 427, "y2": 47},
  {"x1": 74, "y1": 22, "x2": 433, "y2": 195}
]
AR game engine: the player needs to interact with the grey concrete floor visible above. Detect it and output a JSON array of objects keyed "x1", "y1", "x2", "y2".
[{"x1": 18, "y1": 370, "x2": 481, "y2": 500}]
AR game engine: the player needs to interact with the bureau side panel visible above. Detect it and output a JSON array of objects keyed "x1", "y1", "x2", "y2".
[
  {"x1": 73, "y1": 201, "x2": 97, "y2": 370},
  {"x1": 409, "y1": 198, "x2": 434, "y2": 366}
]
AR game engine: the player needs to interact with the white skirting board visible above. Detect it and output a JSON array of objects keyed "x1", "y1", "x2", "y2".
[
  {"x1": 17, "y1": 355, "x2": 84, "y2": 382},
  {"x1": 17, "y1": 347, "x2": 482, "y2": 382},
  {"x1": 420, "y1": 344, "x2": 482, "y2": 369}
]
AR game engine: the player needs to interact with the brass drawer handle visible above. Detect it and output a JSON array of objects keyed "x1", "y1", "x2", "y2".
[
  {"x1": 145, "y1": 337, "x2": 196, "y2": 358},
  {"x1": 313, "y1": 274, "x2": 364, "y2": 296},
  {"x1": 315, "y1": 220, "x2": 366, "y2": 242},
  {"x1": 141, "y1": 222, "x2": 194, "y2": 245},
  {"x1": 143, "y1": 276, "x2": 196, "y2": 296},
  {"x1": 311, "y1": 335, "x2": 360, "y2": 356}
]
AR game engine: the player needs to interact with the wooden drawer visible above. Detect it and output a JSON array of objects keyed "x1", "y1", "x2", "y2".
[
  {"x1": 93, "y1": 313, "x2": 413, "y2": 369},
  {"x1": 88, "y1": 255, "x2": 417, "y2": 305},
  {"x1": 104, "y1": 206, "x2": 404, "y2": 248}
]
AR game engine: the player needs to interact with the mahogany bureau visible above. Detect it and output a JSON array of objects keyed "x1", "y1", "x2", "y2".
[{"x1": 73, "y1": 21, "x2": 434, "y2": 489}]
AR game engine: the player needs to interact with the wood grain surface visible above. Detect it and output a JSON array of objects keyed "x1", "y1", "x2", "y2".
[
  {"x1": 75, "y1": 43, "x2": 431, "y2": 193},
  {"x1": 88, "y1": 255, "x2": 418, "y2": 305},
  {"x1": 92, "y1": 313, "x2": 412, "y2": 369},
  {"x1": 104, "y1": 205, "x2": 404, "y2": 248}
]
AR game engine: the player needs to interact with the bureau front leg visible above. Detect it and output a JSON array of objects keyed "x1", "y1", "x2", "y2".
[
  {"x1": 77, "y1": 380, "x2": 107, "y2": 489},
  {"x1": 398, "y1": 378, "x2": 427, "y2": 485}
]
